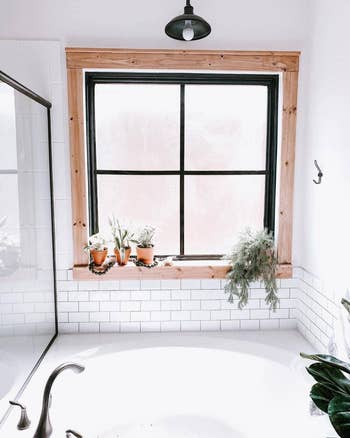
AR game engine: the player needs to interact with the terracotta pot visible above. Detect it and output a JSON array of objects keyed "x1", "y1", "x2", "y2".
[
  {"x1": 136, "y1": 246, "x2": 154, "y2": 265},
  {"x1": 90, "y1": 249, "x2": 108, "y2": 266},
  {"x1": 114, "y1": 247, "x2": 131, "y2": 266}
]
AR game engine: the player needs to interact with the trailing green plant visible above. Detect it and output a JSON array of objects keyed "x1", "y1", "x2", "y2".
[
  {"x1": 224, "y1": 228, "x2": 278, "y2": 310},
  {"x1": 84, "y1": 233, "x2": 107, "y2": 252},
  {"x1": 109, "y1": 216, "x2": 137, "y2": 250},
  {"x1": 301, "y1": 351, "x2": 350, "y2": 438},
  {"x1": 137, "y1": 226, "x2": 156, "y2": 248}
]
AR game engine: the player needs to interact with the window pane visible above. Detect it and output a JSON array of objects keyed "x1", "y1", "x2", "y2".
[
  {"x1": 184, "y1": 175, "x2": 265, "y2": 254},
  {"x1": 97, "y1": 175, "x2": 179, "y2": 254},
  {"x1": 185, "y1": 85, "x2": 268, "y2": 170},
  {"x1": 95, "y1": 84, "x2": 180, "y2": 170}
]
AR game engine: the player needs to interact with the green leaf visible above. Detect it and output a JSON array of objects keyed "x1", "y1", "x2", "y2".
[
  {"x1": 310, "y1": 383, "x2": 335, "y2": 413},
  {"x1": 328, "y1": 395, "x2": 350, "y2": 438},
  {"x1": 306, "y1": 363, "x2": 350, "y2": 396},
  {"x1": 301, "y1": 353, "x2": 350, "y2": 375}
]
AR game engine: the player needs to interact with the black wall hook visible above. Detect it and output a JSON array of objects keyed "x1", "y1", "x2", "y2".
[{"x1": 313, "y1": 160, "x2": 323, "y2": 184}]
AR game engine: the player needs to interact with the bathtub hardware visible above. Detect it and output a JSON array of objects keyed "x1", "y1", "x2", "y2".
[
  {"x1": 33, "y1": 362, "x2": 85, "y2": 438},
  {"x1": 9, "y1": 400, "x2": 31, "y2": 430},
  {"x1": 313, "y1": 160, "x2": 323, "y2": 184},
  {"x1": 65, "y1": 429, "x2": 83, "y2": 438}
]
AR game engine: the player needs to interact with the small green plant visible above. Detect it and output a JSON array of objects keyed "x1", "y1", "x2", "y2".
[
  {"x1": 224, "y1": 228, "x2": 278, "y2": 310},
  {"x1": 301, "y1": 351, "x2": 350, "y2": 438},
  {"x1": 137, "y1": 226, "x2": 155, "y2": 248},
  {"x1": 84, "y1": 233, "x2": 107, "y2": 252},
  {"x1": 109, "y1": 216, "x2": 137, "y2": 250}
]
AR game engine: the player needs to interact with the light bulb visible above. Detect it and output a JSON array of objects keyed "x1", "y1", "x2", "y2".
[{"x1": 182, "y1": 20, "x2": 194, "y2": 41}]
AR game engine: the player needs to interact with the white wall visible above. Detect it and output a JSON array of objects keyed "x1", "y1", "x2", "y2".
[
  {"x1": 0, "y1": 0, "x2": 309, "y2": 50},
  {"x1": 293, "y1": 0, "x2": 350, "y2": 294}
]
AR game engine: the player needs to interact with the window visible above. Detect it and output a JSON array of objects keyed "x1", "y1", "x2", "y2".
[{"x1": 85, "y1": 72, "x2": 279, "y2": 260}]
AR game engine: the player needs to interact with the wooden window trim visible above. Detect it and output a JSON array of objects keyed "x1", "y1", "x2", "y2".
[{"x1": 66, "y1": 48, "x2": 299, "y2": 280}]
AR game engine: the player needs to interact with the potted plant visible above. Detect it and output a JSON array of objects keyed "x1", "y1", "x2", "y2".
[
  {"x1": 109, "y1": 216, "x2": 137, "y2": 266},
  {"x1": 224, "y1": 228, "x2": 279, "y2": 310},
  {"x1": 84, "y1": 233, "x2": 108, "y2": 265},
  {"x1": 136, "y1": 225, "x2": 155, "y2": 265}
]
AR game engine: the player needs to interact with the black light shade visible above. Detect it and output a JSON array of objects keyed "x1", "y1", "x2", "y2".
[{"x1": 165, "y1": 1, "x2": 211, "y2": 41}]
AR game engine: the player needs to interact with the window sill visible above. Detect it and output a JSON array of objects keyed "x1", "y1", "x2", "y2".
[{"x1": 72, "y1": 261, "x2": 292, "y2": 280}]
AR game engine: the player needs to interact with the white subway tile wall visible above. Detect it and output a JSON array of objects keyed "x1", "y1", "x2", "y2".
[
  {"x1": 56, "y1": 274, "x2": 298, "y2": 334},
  {"x1": 293, "y1": 267, "x2": 339, "y2": 352},
  {"x1": 55, "y1": 267, "x2": 342, "y2": 352},
  {"x1": 0, "y1": 279, "x2": 55, "y2": 336}
]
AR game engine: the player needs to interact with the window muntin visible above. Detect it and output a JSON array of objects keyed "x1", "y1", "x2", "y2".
[{"x1": 86, "y1": 73, "x2": 279, "y2": 259}]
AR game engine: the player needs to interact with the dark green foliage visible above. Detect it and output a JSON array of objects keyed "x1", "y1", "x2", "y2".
[
  {"x1": 310, "y1": 383, "x2": 335, "y2": 412},
  {"x1": 301, "y1": 352, "x2": 350, "y2": 437},
  {"x1": 300, "y1": 353, "x2": 350, "y2": 375},
  {"x1": 329, "y1": 395, "x2": 350, "y2": 437},
  {"x1": 224, "y1": 229, "x2": 278, "y2": 310},
  {"x1": 306, "y1": 363, "x2": 350, "y2": 396}
]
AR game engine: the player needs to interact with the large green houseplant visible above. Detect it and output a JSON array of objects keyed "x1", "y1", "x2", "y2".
[
  {"x1": 301, "y1": 299, "x2": 350, "y2": 438},
  {"x1": 301, "y1": 352, "x2": 350, "y2": 438},
  {"x1": 224, "y1": 229, "x2": 279, "y2": 310}
]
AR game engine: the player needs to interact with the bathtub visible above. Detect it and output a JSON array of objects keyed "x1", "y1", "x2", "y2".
[
  {"x1": 0, "y1": 349, "x2": 20, "y2": 421},
  {"x1": 1, "y1": 331, "x2": 334, "y2": 437},
  {"x1": 0, "y1": 354, "x2": 17, "y2": 399}
]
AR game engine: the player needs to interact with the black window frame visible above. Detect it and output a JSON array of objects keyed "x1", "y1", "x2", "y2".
[{"x1": 85, "y1": 72, "x2": 279, "y2": 260}]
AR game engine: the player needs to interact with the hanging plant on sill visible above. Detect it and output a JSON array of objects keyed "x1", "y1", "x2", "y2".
[{"x1": 224, "y1": 229, "x2": 279, "y2": 311}]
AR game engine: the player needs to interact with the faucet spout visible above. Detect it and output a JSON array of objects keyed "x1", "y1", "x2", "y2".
[{"x1": 33, "y1": 363, "x2": 85, "y2": 438}]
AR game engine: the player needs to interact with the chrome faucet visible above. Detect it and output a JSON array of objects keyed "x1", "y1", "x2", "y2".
[{"x1": 33, "y1": 362, "x2": 85, "y2": 438}]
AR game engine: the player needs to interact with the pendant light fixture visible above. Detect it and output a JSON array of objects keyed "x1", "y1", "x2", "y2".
[{"x1": 165, "y1": 0, "x2": 211, "y2": 41}]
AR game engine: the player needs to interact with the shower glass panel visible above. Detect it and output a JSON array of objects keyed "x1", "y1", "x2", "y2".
[{"x1": 0, "y1": 72, "x2": 57, "y2": 427}]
